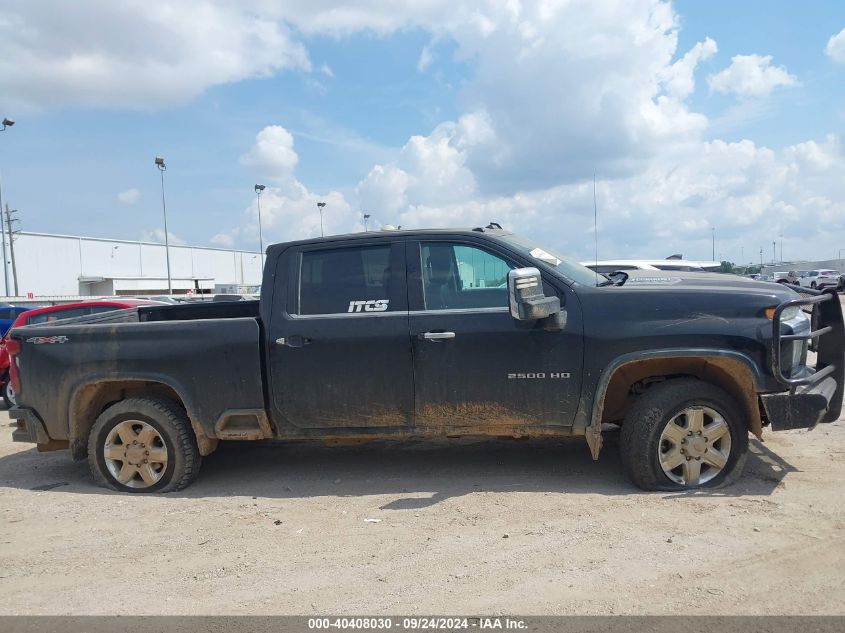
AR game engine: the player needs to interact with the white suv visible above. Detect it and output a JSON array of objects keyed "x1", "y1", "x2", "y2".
[{"x1": 799, "y1": 269, "x2": 842, "y2": 290}]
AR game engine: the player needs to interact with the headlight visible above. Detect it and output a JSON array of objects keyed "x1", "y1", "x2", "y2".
[{"x1": 778, "y1": 306, "x2": 810, "y2": 376}]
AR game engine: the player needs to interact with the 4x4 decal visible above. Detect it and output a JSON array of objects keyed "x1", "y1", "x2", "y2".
[{"x1": 26, "y1": 336, "x2": 69, "y2": 344}]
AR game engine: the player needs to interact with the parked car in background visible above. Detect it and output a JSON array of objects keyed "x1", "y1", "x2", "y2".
[
  {"x1": 0, "y1": 298, "x2": 162, "y2": 408},
  {"x1": 799, "y1": 270, "x2": 842, "y2": 290},
  {"x1": 0, "y1": 306, "x2": 31, "y2": 336},
  {"x1": 773, "y1": 271, "x2": 801, "y2": 285},
  {"x1": 131, "y1": 295, "x2": 180, "y2": 304}
]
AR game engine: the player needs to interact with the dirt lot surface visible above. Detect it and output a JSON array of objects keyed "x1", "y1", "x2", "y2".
[{"x1": 1, "y1": 406, "x2": 844, "y2": 616}]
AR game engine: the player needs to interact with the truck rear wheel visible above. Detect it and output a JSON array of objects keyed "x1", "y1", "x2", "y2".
[
  {"x1": 619, "y1": 378, "x2": 748, "y2": 491},
  {"x1": 3, "y1": 376, "x2": 16, "y2": 408},
  {"x1": 87, "y1": 397, "x2": 201, "y2": 493}
]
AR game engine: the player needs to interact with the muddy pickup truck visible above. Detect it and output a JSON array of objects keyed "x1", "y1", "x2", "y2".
[{"x1": 8, "y1": 227, "x2": 845, "y2": 493}]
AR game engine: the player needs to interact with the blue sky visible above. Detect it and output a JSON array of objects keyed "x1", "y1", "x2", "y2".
[{"x1": 1, "y1": 1, "x2": 844, "y2": 264}]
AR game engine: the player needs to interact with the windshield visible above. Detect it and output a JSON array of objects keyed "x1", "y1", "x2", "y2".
[{"x1": 498, "y1": 233, "x2": 602, "y2": 286}]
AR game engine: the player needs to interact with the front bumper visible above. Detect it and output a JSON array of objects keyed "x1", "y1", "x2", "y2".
[
  {"x1": 760, "y1": 376, "x2": 839, "y2": 431},
  {"x1": 770, "y1": 289, "x2": 844, "y2": 427}
]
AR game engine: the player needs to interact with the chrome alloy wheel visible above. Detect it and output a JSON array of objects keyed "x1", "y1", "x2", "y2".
[
  {"x1": 103, "y1": 420, "x2": 168, "y2": 489},
  {"x1": 658, "y1": 406, "x2": 732, "y2": 486}
]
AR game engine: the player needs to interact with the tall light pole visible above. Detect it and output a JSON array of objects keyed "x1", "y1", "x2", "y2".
[
  {"x1": 154, "y1": 156, "x2": 173, "y2": 295},
  {"x1": 317, "y1": 201, "x2": 326, "y2": 237},
  {"x1": 772, "y1": 241, "x2": 776, "y2": 264},
  {"x1": 254, "y1": 184, "x2": 266, "y2": 269},
  {"x1": 0, "y1": 117, "x2": 14, "y2": 296},
  {"x1": 711, "y1": 227, "x2": 715, "y2": 261},
  {"x1": 363, "y1": 212, "x2": 370, "y2": 232}
]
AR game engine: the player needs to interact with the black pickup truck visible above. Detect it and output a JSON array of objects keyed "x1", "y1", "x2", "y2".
[{"x1": 8, "y1": 227, "x2": 845, "y2": 493}]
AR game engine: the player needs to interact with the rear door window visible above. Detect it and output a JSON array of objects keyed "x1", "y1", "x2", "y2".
[{"x1": 298, "y1": 245, "x2": 397, "y2": 315}]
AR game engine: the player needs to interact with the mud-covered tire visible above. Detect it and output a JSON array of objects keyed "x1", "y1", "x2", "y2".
[
  {"x1": 619, "y1": 378, "x2": 749, "y2": 491},
  {"x1": 87, "y1": 397, "x2": 201, "y2": 493}
]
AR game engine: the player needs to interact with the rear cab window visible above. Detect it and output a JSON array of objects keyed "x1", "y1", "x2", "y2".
[{"x1": 291, "y1": 241, "x2": 407, "y2": 316}]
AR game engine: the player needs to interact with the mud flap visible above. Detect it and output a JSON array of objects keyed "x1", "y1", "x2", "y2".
[{"x1": 585, "y1": 422, "x2": 603, "y2": 460}]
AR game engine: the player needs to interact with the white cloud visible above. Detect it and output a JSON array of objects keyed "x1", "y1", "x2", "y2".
[
  {"x1": 417, "y1": 45, "x2": 433, "y2": 72},
  {"x1": 12, "y1": 0, "x2": 839, "y2": 263},
  {"x1": 660, "y1": 37, "x2": 718, "y2": 99},
  {"x1": 210, "y1": 233, "x2": 235, "y2": 248},
  {"x1": 116, "y1": 188, "x2": 140, "y2": 204},
  {"x1": 141, "y1": 229, "x2": 186, "y2": 246},
  {"x1": 239, "y1": 125, "x2": 299, "y2": 181},
  {"x1": 225, "y1": 125, "x2": 356, "y2": 247},
  {"x1": 350, "y1": 132, "x2": 845, "y2": 264},
  {"x1": 708, "y1": 54, "x2": 798, "y2": 97},
  {"x1": 0, "y1": 1, "x2": 311, "y2": 108},
  {"x1": 826, "y1": 27, "x2": 845, "y2": 64}
]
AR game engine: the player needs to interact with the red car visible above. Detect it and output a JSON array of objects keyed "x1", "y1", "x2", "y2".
[{"x1": 0, "y1": 299, "x2": 160, "y2": 407}]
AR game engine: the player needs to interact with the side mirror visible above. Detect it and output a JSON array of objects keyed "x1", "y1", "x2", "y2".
[{"x1": 508, "y1": 267, "x2": 561, "y2": 322}]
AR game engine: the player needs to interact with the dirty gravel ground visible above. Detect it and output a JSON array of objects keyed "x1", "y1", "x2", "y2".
[{"x1": 1, "y1": 407, "x2": 844, "y2": 615}]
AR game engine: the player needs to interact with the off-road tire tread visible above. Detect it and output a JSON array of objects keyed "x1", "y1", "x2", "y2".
[
  {"x1": 87, "y1": 397, "x2": 201, "y2": 493},
  {"x1": 619, "y1": 378, "x2": 748, "y2": 491}
]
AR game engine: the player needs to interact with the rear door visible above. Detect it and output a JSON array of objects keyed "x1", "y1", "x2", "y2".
[
  {"x1": 267, "y1": 239, "x2": 414, "y2": 431},
  {"x1": 407, "y1": 237, "x2": 583, "y2": 431}
]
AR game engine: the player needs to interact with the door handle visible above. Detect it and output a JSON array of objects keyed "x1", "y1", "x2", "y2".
[
  {"x1": 419, "y1": 331, "x2": 456, "y2": 342},
  {"x1": 276, "y1": 335, "x2": 312, "y2": 348}
]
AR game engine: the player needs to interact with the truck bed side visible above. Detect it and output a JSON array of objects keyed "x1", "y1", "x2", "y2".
[{"x1": 12, "y1": 315, "x2": 265, "y2": 455}]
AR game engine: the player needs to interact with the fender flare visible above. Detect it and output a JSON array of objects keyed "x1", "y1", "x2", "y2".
[
  {"x1": 583, "y1": 348, "x2": 764, "y2": 459},
  {"x1": 66, "y1": 372, "x2": 215, "y2": 458}
]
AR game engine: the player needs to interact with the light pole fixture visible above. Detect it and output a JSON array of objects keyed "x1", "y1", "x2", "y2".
[
  {"x1": 363, "y1": 213, "x2": 370, "y2": 232},
  {"x1": 317, "y1": 201, "x2": 326, "y2": 237},
  {"x1": 154, "y1": 156, "x2": 173, "y2": 295},
  {"x1": 0, "y1": 116, "x2": 13, "y2": 296},
  {"x1": 254, "y1": 184, "x2": 266, "y2": 269}
]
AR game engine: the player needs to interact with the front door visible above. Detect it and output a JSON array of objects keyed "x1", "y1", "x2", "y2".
[
  {"x1": 407, "y1": 238, "x2": 583, "y2": 432},
  {"x1": 268, "y1": 239, "x2": 414, "y2": 432}
]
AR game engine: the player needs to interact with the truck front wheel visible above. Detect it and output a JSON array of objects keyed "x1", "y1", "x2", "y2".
[
  {"x1": 87, "y1": 397, "x2": 201, "y2": 493},
  {"x1": 619, "y1": 379, "x2": 748, "y2": 491}
]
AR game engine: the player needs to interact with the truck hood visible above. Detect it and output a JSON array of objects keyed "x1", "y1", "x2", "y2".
[{"x1": 619, "y1": 270, "x2": 798, "y2": 297}]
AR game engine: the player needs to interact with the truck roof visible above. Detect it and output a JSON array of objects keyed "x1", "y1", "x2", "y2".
[{"x1": 266, "y1": 226, "x2": 511, "y2": 254}]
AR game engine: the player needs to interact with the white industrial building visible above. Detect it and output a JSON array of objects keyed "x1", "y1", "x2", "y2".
[{"x1": 1, "y1": 231, "x2": 263, "y2": 299}]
